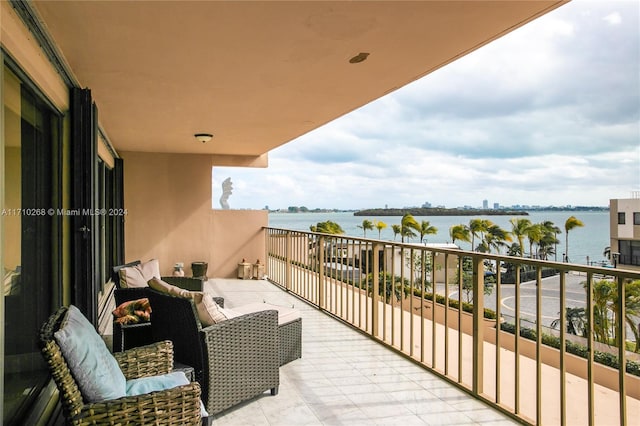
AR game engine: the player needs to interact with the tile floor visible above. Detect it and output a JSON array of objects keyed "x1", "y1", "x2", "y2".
[{"x1": 206, "y1": 279, "x2": 519, "y2": 426}]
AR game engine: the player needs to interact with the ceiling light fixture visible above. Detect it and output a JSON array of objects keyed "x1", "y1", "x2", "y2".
[
  {"x1": 349, "y1": 52, "x2": 370, "y2": 64},
  {"x1": 194, "y1": 133, "x2": 213, "y2": 143}
]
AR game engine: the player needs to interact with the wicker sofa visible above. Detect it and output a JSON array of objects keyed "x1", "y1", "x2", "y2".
[
  {"x1": 147, "y1": 289, "x2": 280, "y2": 415},
  {"x1": 40, "y1": 305, "x2": 203, "y2": 425}
]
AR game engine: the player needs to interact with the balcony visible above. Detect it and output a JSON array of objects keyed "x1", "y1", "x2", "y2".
[
  {"x1": 207, "y1": 278, "x2": 518, "y2": 425},
  {"x1": 205, "y1": 228, "x2": 640, "y2": 425}
]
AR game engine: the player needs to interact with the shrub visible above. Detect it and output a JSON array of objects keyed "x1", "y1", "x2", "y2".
[{"x1": 499, "y1": 322, "x2": 640, "y2": 376}]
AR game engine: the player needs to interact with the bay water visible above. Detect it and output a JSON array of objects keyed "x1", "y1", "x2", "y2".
[{"x1": 268, "y1": 210, "x2": 610, "y2": 266}]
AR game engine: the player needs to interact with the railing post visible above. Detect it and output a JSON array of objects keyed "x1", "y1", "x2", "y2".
[
  {"x1": 285, "y1": 231, "x2": 292, "y2": 291},
  {"x1": 372, "y1": 242, "x2": 381, "y2": 338},
  {"x1": 472, "y1": 255, "x2": 484, "y2": 395},
  {"x1": 318, "y1": 235, "x2": 325, "y2": 310}
]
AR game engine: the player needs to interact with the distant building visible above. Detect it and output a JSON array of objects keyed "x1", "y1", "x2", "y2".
[
  {"x1": 482, "y1": 200, "x2": 488, "y2": 209},
  {"x1": 493, "y1": 203, "x2": 499, "y2": 209},
  {"x1": 609, "y1": 194, "x2": 640, "y2": 271},
  {"x1": 422, "y1": 201, "x2": 432, "y2": 208}
]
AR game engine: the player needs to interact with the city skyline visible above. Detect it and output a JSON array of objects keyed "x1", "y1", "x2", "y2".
[{"x1": 214, "y1": 0, "x2": 639, "y2": 211}]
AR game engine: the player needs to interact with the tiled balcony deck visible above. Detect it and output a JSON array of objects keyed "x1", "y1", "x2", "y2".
[{"x1": 206, "y1": 278, "x2": 518, "y2": 426}]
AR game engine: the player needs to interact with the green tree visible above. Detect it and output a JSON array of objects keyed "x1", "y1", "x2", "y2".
[
  {"x1": 309, "y1": 220, "x2": 344, "y2": 234},
  {"x1": 479, "y1": 224, "x2": 511, "y2": 254},
  {"x1": 564, "y1": 216, "x2": 584, "y2": 262},
  {"x1": 551, "y1": 307, "x2": 588, "y2": 337},
  {"x1": 585, "y1": 279, "x2": 615, "y2": 344},
  {"x1": 455, "y1": 257, "x2": 495, "y2": 302},
  {"x1": 449, "y1": 224, "x2": 471, "y2": 246},
  {"x1": 366, "y1": 272, "x2": 408, "y2": 303},
  {"x1": 391, "y1": 224, "x2": 401, "y2": 241},
  {"x1": 610, "y1": 279, "x2": 640, "y2": 352},
  {"x1": 357, "y1": 219, "x2": 374, "y2": 237},
  {"x1": 400, "y1": 213, "x2": 420, "y2": 242},
  {"x1": 469, "y1": 218, "x2": 492, "y2": 251},
  {"x1": 374, "y1": 220, "x2": 387, "y2": 239},
  {"x1": 418, "y1": 220, "x2": 438, "y2": 244},
  {"x1": 538, "y1": 221, "x2": 560, "y2": 260},
  {"x1": 509, "y1": 218, "x2": 531, "y2": 257},
  {"x1": 405, "y1": 251, "x2": 434, "y2": 291},
  {"x1": 526, "y1": 223, "x2": 543, "y2": 259}
]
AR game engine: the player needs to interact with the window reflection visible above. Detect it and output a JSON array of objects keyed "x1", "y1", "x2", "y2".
[{"x1": 3, "y1": 64, "x2": 58, "y2": 424}]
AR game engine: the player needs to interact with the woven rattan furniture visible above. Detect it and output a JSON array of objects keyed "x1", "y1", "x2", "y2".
[
  {"x1": 111, "y1": 261, "x2": 206, "y2": 351},
  {"x1": 147, "y1": 289, "x2": 280, "y2": 415},
  {"x1": 39, "y1": 306, "x2": 202, "y2": 425},
  {"x1": 279, "y1": 317, "x2": 302, "y2": 365},
  {"x1": 230, "y1": 302, "x2": 302, "y2": 366}
]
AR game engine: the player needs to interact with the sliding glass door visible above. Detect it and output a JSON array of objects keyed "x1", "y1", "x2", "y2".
[{"x1": 3, "y1": 62, "x2": 61, "y2": 424}]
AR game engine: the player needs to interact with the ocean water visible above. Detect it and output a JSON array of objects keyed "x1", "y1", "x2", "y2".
[{"x1": 268, "y1": 210, "x2": 611, "y2": 265}]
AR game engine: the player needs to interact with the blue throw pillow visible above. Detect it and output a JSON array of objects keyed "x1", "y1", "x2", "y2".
[
  {"x1": 127, "y1": 371, "x2": 208, "y2": 417},
  {"x1": 54, "y1": 305, "x2": 126, "y2": 402}
]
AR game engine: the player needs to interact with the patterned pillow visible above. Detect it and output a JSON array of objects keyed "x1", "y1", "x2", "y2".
[{"x1": 112, "y1": 298, "x2": 152, "y2": 325}]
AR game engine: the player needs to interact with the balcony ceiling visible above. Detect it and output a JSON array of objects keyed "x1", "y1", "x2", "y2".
[{"x1": 32, "y1": 1, "x2": 566, "y2": 159}]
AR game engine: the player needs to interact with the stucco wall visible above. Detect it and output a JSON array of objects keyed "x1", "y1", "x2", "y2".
[{"x1": 122, "y1": 151, "x2": 267, "y2": 278}]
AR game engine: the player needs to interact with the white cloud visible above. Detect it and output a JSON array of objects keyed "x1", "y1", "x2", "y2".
[
  {"x1": 603, "y1": 12, "x2": 622, "y2": 25},
  {"x1": 214, "y1": 0, "x2": 640, "y2": 211}
]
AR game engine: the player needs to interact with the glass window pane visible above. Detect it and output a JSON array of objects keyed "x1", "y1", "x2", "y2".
[{"x1": 3, "y1": 64, "x2": 58, "y2": 423}]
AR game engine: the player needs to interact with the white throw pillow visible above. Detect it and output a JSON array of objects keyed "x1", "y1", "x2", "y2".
[
  {"x1": 191, "y1": 292, "x2": 228, "y2": 326},
  {"x1": 119, "y1": 259, "x2": 161, "y2": 288}
]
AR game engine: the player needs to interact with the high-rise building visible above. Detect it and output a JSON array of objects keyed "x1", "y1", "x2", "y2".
[
  {"x1": 609, "y1": 194, "x2": 640, "y2": 271},
  {"x1": 482, "y1": 199, "x2": 488, "y2": 209}
]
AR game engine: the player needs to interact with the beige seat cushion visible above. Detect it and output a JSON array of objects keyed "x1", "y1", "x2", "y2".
[{"x1": 230, "y1": 302, "x2": 301, "y2": 325}]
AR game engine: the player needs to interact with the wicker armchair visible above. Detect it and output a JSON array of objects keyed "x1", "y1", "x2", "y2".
[
  {"x1": 111, "y1": 261, "x2": 206, "y2": 351},
  {"x1": 147, "y1": 289, "x2": 280, "y2": 415},
  {"x1": 39, "y1": 306, "x2": 202, "y2": 425}
]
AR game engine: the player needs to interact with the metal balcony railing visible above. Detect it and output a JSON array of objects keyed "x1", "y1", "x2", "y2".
[{"x1": 265, "y1": 227, "x2": 640, "y2": 426}]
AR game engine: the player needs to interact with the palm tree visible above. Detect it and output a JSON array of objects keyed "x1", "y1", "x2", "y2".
[
  {"x1": 585, "y1": 279, "x2": 615, "y2": 344},
  {"x1": 400, "y1": 213, "x2": 420, "y2": 242},
  {"x1": 449, "y1": 224, "x2": 471, "y2": 246},
  {"x1": 357, "y1": 219, "x2": 374, "y2": 237},
  {"x1": 564, "y1": 215, "x2": 584, "y2": 262},
  {"x1": 374, "y1": 220, "x2": 387, "y2": 239},
  {"x1": 469, "y1": 219, "x2": 492, "y2": 251},
  {"x1": 538, "y1": 221, "x2": 560, "y2": 260},
  {"x1": 418, "y1": 220, "x2": 438, "y2": 244},
  {"x1": 551, "y1": 307, "x2": 588, "y2": 337},
  {"x1": 609, "y1": 279, "x2": 640, "y2": 351},
  {"x1": 548, "y1": 222, "x2": 562, "y2": 261},
  {"x1": 309, "y1": 220, "x2": 344, "y2": 234},
  {"x1": 526, "y1": 223, "x2": 543, "y2": 259},
  {"x1": 509, "y1": 218, "x2": 532, "y2": 257},
  {"x1": 391, "y1": 224, "x2": 401, "y2": 241},
  {"x1": 482, "y1": 224, "x2": 511, "y2": 254}
]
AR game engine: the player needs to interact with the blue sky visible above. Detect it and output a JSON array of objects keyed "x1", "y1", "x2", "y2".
[{"x1": 214, "y1": 0, "x2": 639, "y2": 211}]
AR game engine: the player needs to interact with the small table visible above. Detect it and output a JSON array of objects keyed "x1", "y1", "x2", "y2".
[{"x1": 112, "y1": 322, "x2": 153, "y2": 352}]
